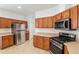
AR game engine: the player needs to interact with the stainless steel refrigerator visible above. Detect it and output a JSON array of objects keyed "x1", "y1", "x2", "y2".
[{"x1": 11, "y1": 23, "x2": 26, "y2": 45}]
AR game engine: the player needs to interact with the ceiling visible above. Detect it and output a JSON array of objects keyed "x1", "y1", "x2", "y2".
[{"x1": 0, "y1": 4, "x2": 58, "y2": 16}]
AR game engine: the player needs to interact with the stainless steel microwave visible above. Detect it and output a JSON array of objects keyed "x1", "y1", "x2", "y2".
[{"x1": 55, "y1": 18, "x2": 71, "y2": 30}]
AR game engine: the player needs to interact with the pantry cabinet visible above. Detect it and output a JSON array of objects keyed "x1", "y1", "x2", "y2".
[
  {"x1": 70, "y1": 6, "x2": 78, "y2": 30},
  {"x1": 2, "y1": 35, "x2": 14, "y2": 49},
  {"x1": 62, "y1": 9, "x2": 70, "y2": 19},
  {"x1": 33, "y1": 36, "x2": 50, "y2": 51}
]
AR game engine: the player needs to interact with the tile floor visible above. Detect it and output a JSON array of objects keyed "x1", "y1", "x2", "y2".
[{"x1": 0, "y1": 40, "x2": 50, "y2": 54}]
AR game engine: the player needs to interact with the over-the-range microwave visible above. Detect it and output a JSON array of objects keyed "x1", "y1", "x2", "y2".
[{"x1": 55, "y1": 18, "x2": 71, "y2": 30}]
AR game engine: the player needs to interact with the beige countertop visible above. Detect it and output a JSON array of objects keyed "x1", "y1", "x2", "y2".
[
  {"x1": 64, "y1": 41, "x2": 79, "y2": 54},
  {"x1": 34, "y1": 33, "x2": 59, "y2": 37},
  {"x1": 0, "y1": 33, "x2": 13, "y2": 36}
]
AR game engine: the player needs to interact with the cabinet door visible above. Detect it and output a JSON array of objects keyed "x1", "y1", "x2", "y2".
[
  {"x1": 55, "y1": 13, "x2": 62, "y2": 21},
  {"x1": 64, "y1": 45, "x2": 69, "y2": 54},
  {"x1": 37, "y1": 36, "x2": 43, "y2": 49},
  {"x1": 47, "y1": 17, "x2": 53, "y2": 28},
  {"x1": 52, "y1": 16, "x2": 55, "y2": 28},
  {"x1": 70, "y1": 6, "x2": 78, "y2": 30},
  {"x1": 39, "y1": 18, "x2": 43, "y2": 28},
  {"x1": 0, "y1": 19, "x2": 11, "y2": 28},
  {"x1": 33, "y1": 36, "x2": 38, "y2": 47},
  {"x1": 25, "y1": 32, "x2": 29, "y2": 40},
  {"x1": 43, "y1": 37, "x2": 49, "y2": 50},
  {"x1": 8, "y1": 35, "x2": 14, "y2": 46},
  {"x1": 35, "y1": 19, "x2": 39, "y2": 28},
  {"x1": 42, "y1": 18, "x2": 48, "y2": 28},
  {"x1": 2, "y1": 36, "x2": 9, "y2": 49},
  {"x1": 62, "y1": 9, "x2": 70, "y2": 19}
]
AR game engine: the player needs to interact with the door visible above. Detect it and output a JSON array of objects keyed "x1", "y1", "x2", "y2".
[
  {"x1": 35, "y1": 18, "x2": 39, "y2": 28},
  {"x1": 55, "y1": 13, "x2": 62, "y2": 21},
  {"x1": 33, "y1": 36, "x2": 38, "y2": 47},
  {"x1": 38, "y1": 18, "x2": 43, "y2": 28},
  {"x1": 2, "y1": 36, "x2": 9, "y2": 49},
  {"x1": 70, "y1": 6, "x2": 78, "y2": 30},
  {"x1": 47, "y1": 17, "x2": 53, "y2": 28},
  {"x1": 8, "y1": 35, "x2": 14, "y2": 46},
  {"x1": 37, "y1": 36, "x2": 43, "y2": 49},
  {"x1": 43, "y1": 37, "x2": 49, "y2": 50},
  {"x1": 42, "y1": 17, "x2": 48, "y2": 28}
]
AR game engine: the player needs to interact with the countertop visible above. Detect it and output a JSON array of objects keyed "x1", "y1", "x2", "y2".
[
  {"x1": 64, "y1": 41, "x2": 79, "y2": 54},
  {"x1": 0, "y1": 33, "x2": 13, "y2": 36},
  {"x1": 34, "y1": 33, "x2": 59, "y2": 37}
]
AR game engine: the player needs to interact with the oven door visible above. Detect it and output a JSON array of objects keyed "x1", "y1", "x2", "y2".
[{"x1": 50, "y1": 40, "x2": 64, "y2": 54}]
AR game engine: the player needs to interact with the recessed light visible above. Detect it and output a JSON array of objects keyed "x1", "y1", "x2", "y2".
[{"x1": 17, "y1": 6, "x2": 21, "y2": 9}]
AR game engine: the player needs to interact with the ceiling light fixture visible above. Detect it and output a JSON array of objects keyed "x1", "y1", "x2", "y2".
[{"x1": 17, "y1": 6, "x2": 21, "y2": 9}]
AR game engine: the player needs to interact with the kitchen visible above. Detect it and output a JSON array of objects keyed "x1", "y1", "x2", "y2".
[{"x1": 0, "y1": 4, "x2": 79, "y2": 54}]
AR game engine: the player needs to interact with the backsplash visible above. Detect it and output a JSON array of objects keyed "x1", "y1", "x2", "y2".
[
  {"x1": 35, "y1": 28, "x2": 79, "y2": 42},
  {"x1": 0, "y1": 28, "x2": 11, "y2": 33}
]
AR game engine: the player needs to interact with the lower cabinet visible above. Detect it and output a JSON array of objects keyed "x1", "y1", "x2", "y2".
[
  {"x1": 64, "y1": 45, "x2": 69, "y2": 54},
  {"x1": 43, "y1": 37, "x2": 49, "y2": 50},
  {"x1": 2, "y1": 35, "x2": 14, "y2": 49},
  {"x1": 25, "y1": 32, "x2": 29, "y2": 40},
  {"x1": 33, "y1": 36, "x2": 49, "y2": 51}
]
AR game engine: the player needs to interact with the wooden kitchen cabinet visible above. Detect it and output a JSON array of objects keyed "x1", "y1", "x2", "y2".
[
  {"x1": 70, "y1": 6, "x2": 78, "y2": 30},
  {"x1": 47, "y1": 17, "x2": 53, "y2": 28},
  {"x1": 37, "y1": 36, "x2": 43, "y2": 48},
  {"x1": 2, "y1": 36, "x2": 9, "y2": 49},
  {"x1": 62, "y1": 9, "x2": 70, "y2": 19},
  {"x1": 43, "y1": 37, "x2": 49, "y2": 50},
  {"x1": 64, "y1": 45, "x2": 69, "y2": 54},
  {"x1": 38, "y1": 18, "x2": 43, "y2": 28},
  {"x1": 2, "y1": 35, "x2": 14, "y2": 49},
  {"x1": 0, "y1": 18, "x2": 11, "y2": 28},
  {"x1": 35, "y1": 18, "x2": 39, "y2": 28},
  {"x1": 33, "y1": 36, "x2": 50, "y2": 51},
  {"x1": 42, "y1": 17, "x2": 48, "y2": 28},
  {"x1": 8, "y1": 35, "x2": 14, "y2": 46},
  {"x1": 25, "y1": 32, "x2": 29, "y2": 40},
  {"x1": 33, "y1": 35, "x2": 38, "y2": 47},
  {"x1": 55, "y1": 13, "x2": 62, "y2": 21}
]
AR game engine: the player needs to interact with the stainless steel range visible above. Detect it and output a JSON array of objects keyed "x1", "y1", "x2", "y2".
[{"x1": 50, "y1": 32, "x2": 76, "y2": 54}]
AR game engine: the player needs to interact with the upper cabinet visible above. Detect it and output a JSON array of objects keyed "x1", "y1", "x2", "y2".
[
  {"x1": 62, "y1": 9, "x2": 70, "y2": 19},
  {"x1": 0, "y1": 18, "x2": 11, "y2": 28},
  {"x1": 0, "y1": 17, "x2": 27, "y2": 28},
  {"x1": 42, "y1": 17, "x2": 48, "y2": 28},
  {"x1": 70, "y1": 6, "x2": 78, "y2": 30},
  {"x1": 55, "y1": 13, "x2": 62, "y2": 21},
  {"x1": 47, "y1": 17, "x2": 53, "y2": 28},
  {"x1": 35, "y1": 18, "x2": 39, "y2": 28},
  {"x1": 35, "y1": 5, "x2": 79, "y2": 30},
  {"x1": 35, "y1": 17, "x2": 54, "y2": 28}
]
